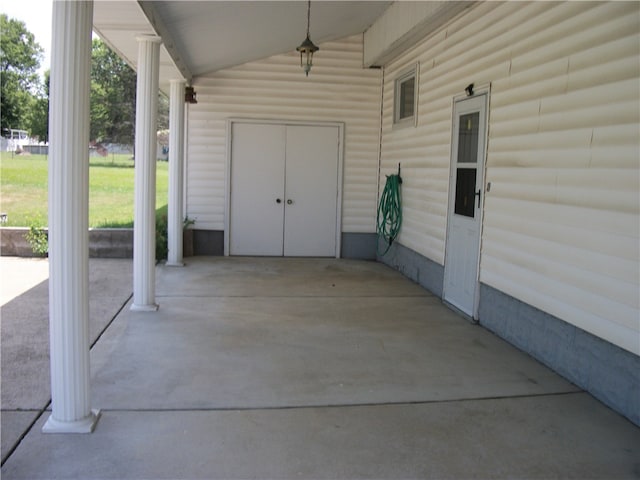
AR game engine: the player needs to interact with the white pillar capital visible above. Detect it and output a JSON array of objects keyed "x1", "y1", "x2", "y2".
[{"x1": 136, "y1": 34, "x2": 162, "y2": 44}]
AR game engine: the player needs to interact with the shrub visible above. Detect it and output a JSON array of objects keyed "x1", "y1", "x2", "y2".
[
  {"x1": 155, "y1": 212, "x2": 168, "y2": 261},
  {"x1": 24, "y1": 224, "x2": 48, "y2": 256}
]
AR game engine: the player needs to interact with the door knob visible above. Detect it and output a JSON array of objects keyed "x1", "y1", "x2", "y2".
[
  {"x1": 276, "y1": 198, "x2": 282, "y2": 204},
  {"x1": 287, "y1": 199, "x2": 293, "y2": 205}
]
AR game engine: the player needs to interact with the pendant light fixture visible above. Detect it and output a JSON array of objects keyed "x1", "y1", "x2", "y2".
[{"x1": 296, "y1": 0, "x2": 319, "y2": 76}]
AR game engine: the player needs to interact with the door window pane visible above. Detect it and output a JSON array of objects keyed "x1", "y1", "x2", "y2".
[
  {"x1": 454, "y1": 168, "x2": 476, "y2": 218},
  {"x1": 457, "y1": 112, "x2": 479, "y2": 163}
]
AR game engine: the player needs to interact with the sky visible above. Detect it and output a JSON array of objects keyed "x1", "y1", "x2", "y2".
[{"x1": 1, "y1": 0, "x2": 53, "y2": 77}]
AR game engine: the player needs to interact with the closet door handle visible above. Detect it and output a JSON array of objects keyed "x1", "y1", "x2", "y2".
[
  {"x1": 276, "y1": 198, "x2": 282, "y2": 204},
  {"x1": 287, "y1": 199, "x2": 293, "y2": 205}
]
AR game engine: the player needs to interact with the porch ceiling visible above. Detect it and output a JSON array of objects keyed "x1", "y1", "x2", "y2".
[{"x1": 93, "y1": 0, "x2": 392, "y2": 92}]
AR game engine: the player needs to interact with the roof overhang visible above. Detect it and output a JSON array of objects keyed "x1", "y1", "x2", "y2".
[
  {"x1": 93, "y1": 0, "x2": 392, "y2": 92},
  {"x1": 363, "y1": 1, "x2": 474, "y2": 67},
  {"x1": 92, "y1": 1, "x2": 475, "y2": 93}
]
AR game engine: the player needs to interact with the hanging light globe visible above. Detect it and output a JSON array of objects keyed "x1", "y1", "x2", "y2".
[{"x1": 296, "y1": 1, "x2": 319, "y2": 76}]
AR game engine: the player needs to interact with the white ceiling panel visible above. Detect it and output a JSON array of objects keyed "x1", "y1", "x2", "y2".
[
  {"x1": 94, "y1": 0, "x2": 392, "y2": 91},
  {"x1": 148, "y1": 1, "x2": 391, "y2": 76}
]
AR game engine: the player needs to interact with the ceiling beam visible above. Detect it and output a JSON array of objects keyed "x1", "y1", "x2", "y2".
[
  {"x1": 137, "y1": 1, "x2": 192, "y2": 82},
  {"x1": 363, "y1": 1, "x2": 475, "y2": 68}
]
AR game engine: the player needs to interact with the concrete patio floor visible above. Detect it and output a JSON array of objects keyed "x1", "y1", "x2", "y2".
[{"x1": 1, "y1": 256, "x2": 639, "y2": 479}]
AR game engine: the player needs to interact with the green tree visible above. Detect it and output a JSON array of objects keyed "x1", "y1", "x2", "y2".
[
  {"x1": 90, "y1": 38, "x2": 137, "y2": 144},
  {"x1": 90, "y1": 38, "x2": 170, "y2": 145},
  {"x1": 0, "y1": 14, "x2": 43, "y2": 132},
  {"x1": 157, "y1": 91, "x2": 169, "y2": 131},
  {"x1": 90, "y1": 79, "x2": 110, "y2": 142},
  {"x1": 28, "y1": 69, "x2": 49, "y2": 142}
]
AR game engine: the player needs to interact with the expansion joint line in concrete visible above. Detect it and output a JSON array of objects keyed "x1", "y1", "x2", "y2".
[
  {"x1": 0, "y1": 404, "x2": 49, "y2": 467},
  {"x1": 90, "y1": 293, "x2": 133, "y2": 349},
  {"x1": 0, "y1": 293, "x2": 133, "y2": 467},
  {"x1": 155, "y1": 294, "x2": 433, "y2": 299},
  {"x1": 98, "y1": 391, "x2": 585, "y2": 414}
]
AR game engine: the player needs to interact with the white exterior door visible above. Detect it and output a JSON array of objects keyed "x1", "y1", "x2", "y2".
[
  {"x1": 443, "y1": 94, "x2": 488, "y2": 318},
  {"x1": 284, "y1": 125, "x2": 339, "y2": 256},
  {"x1": 229, "y1": 122, "x2": 340, "y2": 257},
  {"x1": 229, "y1": 123, "x2": 286, "y2": 255}
]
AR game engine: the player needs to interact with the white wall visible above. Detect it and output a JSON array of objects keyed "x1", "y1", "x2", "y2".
[
  {"x1": 379, "y1": 2, "x2": 639, "y2": 354},
  {"x1": 186, "y1": 34, "x2": 382, "y2": 234}
]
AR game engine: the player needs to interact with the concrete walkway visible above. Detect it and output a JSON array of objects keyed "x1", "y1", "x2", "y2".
[
  {"x1": 0, "y1": 257, "x2": 133, "y2": 463},
  {"x1": 1, "y1": 257, "x2": 639, "y2": 479}
]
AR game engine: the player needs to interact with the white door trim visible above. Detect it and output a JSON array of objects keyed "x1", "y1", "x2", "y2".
[
  {"x1": 443, "y1": 89, "x2": 490, "y2": 319},
  {"x1": 225, "y1": 118, "x2": 344, "y2": 258}
]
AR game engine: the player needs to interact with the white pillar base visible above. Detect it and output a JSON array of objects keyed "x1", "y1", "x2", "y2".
[
  {"x1": 130, "y1": 303, "x2": 159, "y2": 312},
  {"x1": 42, "y1": 409, "x2": 101, "y2": 434},
  {"x1": 165, "y1": 261, "x2": 185, "y2": 267}
]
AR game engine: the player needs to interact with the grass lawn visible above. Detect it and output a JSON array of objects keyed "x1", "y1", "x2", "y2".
[{"x1": 0, "y1": 152, "x2": 168, "y2": 228}]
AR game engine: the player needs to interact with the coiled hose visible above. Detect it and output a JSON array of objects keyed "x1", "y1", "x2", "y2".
[{"x1": 376, "y1": 173, "x2": 402, "y2": 256}]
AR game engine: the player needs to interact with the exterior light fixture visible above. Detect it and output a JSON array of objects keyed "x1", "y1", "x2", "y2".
[
  {"x1": 465, "y1": 83, "x2": 474, "y2": 97},
  {"x1": 296, "y1": 0, "x2": 319, "y2": 76},
  {"x1": 185, "y1": 86, "x2": 197, "y2": 104}
]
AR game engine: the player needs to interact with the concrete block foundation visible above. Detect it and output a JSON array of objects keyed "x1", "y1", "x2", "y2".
[{"x1": 1, "y1": 227, "x2": 133, "y2": 258}]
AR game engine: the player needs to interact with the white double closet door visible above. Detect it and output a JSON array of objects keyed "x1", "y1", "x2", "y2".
[{"x1": 229, "y1": 122, "x2": 340, "y2": 257}]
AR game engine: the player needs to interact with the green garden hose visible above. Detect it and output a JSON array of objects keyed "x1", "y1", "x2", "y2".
[{"x1": 376, "y1": 171, "x2": 402, "y2": 256}]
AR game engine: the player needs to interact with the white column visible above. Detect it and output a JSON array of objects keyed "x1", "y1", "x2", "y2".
[
  {"x1": 131, "y1": 35, "x2": 161, "y2": 311},
  {"x1": 166, "y1": 80, "x2": 186, "y2": 266},
  {"x1": 43, "y1": 0, "x2": 100, "y2": 434}
]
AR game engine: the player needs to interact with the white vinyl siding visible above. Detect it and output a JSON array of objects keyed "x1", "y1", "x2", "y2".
[
  {"x1": 379, "y1": 2, "x2": 639, "y2": 354},
  {"x1": 186, "y1": 35, "x2": 381, "y2": 233}
]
